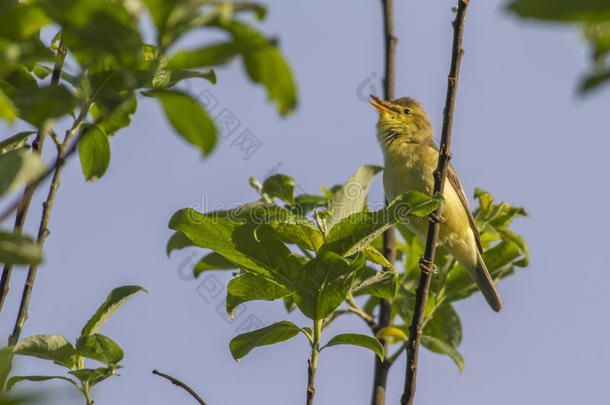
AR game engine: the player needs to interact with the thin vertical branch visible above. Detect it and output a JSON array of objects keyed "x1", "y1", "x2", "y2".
[
  {"x1": 400, "y1": 2, "x2": 469, "y2": 404},
  {"x1": 372, "y1": 1, "x2": 397, "y2": 404},
  {"x1": 0, "y1": 41, "x2": 66, "y2": 313},
  {"x1": 8, "y1": 125, "x2": 77, "y2": 346},
  {"x1": 306, "y1": 319, "x2": 322, "y2": 405}
]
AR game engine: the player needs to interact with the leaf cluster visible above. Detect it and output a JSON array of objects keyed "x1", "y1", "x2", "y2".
[
  {"x1": 0, "y1": 0, "x2": 297, "y2": 267},
  {"x1": 0, "y1": 285, "x2": 146, "y2": 403}
]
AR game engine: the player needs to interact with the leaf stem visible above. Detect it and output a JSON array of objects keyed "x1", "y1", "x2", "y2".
[
  {"x1": 400, "y1": 1, "x2": 469, "y2": 404},
  {"x1": 372, "y1": 1, "x2": 397, "y2": 403},
  {"x1": 0, "y1": 40, "x2": 67, "y2": 313},
  {"x1": 152, "y1": 369, "x2": 207, "y2": 405},
  {"x1": 306, "y1": 319, "x2": 322, "y2": 405}
]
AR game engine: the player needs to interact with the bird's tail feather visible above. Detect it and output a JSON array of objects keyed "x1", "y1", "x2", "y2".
[{"x1": 474, "y1": 251, "x2": 502, "y2": 312}]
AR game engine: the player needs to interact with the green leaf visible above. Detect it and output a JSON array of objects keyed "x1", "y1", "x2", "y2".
[
  {"x1": 323, "y1": 333, "x2": 384, "y2": 361},
  {"x1": 76, "y1": 334, "x2": 123, "y2": 366},
  {"x1": 0, "y1": 4, "x2": 50, "y2": 40},
  {"x1": 376, "y1": 327, "x2": 407, "y2": 343},
  {"x1": 226, "y1": 273, "x2": 288, "y2": 318},
  {"x1": 232, "y1": 2, "x2": 267, "y2": 20},
  {"x1": 292, "y1": 194, "x2": 328, "y2": 215},
  {"x1": 262, "y1": 174, "x2": 295, "y2": 205},
  {"x1": 421, "y1": 335, "x2": 464, "y2": 373},
  {"x1": 168, "y1": 68, "x2": 216, "y2": 86},
  {"x1": 507, "y1": 0, "x2": 610, "y2": 22},
  {"x1": 268, "y1": 215, "x2": 323, "y2": 252},
  {"x1": 229, "y1": 321, "x2": 301, "y2": 361},
  {"x1": 351, "y1": 267, "x2": 397, "y2": 299},
  {"x1": 6, "y1": 375, "x2": 78, "y2": 391},
  {"x1": 294, "y1": 251, "x2": 362, "y2": 320},
  {"x1": 322, "y1": 192, "x2": 439, "y2": 257},
  {"x1": 194, "y1": 252, "x2": 236, "y2": 276},
  {"x1": 149, "y1": 89, "x2": 217, "y2": 156},
  {"x1": 13, "y1": 335, "x2": 75, "y2": 368},
  {"x1": 0, "y1": 90, "x2": 17, "y2": 123},
  {"x1": 90, "y1": 91, "x2": 137, "y2": 136},
  {"x1": 497, "y1": 229, "x2": 529, "y2": 267},
  {"x1": 324, "y1": 165, "x2": 382, "y2": 231},
  {"x1": 423, "y1": 303, "x2": 462, "y2": 349},
  {"x1": 0, "y1": 346, "x2": 14, "y2": 391},
  {"x1": 363, "y1": 245, "x2": 394, "y2": 269},
  {"x1": 69, "y1": 367, "x2": 116, "y2": 387},
  {"x1": 81, "y1": 285, "x2": 147, "y2": 337},
  {"x1": 167, "y1": 42, "x2": 243, "y2": 70},
  {"x1": 216, "y1": 20, "x2": 297, "y2": 115},
  {"x1": 78, "y1": 125, "x2": 111, "y2": 182},
  {"x1": 169, "y1": 209, "x2": 300, "y2": 286},
  {"x1": 8, "y1": 84, "x2": 77, "y2": 128},
  {"x1": 0, "y1": 132, "x2": 35, "y2": 154},
  {"x1": 242, "y1": 44, "x2": 297, "y2": 116},
  {"x1": 580, "y1": 69, "x2": 610, "y2": 93},
  {"x1": 0, "y1": 149, "x2": 45, "y2": 196},
  {"x1": 0, "y1": 231, "x2": 42, "y2": 265},
  {"x1": 166, "y1": 231, "x2": 193, "y2": 256}
]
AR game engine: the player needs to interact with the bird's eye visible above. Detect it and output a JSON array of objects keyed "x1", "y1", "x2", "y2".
[{"x1": 403, "y1": 108, "x2": 411, "y2": 115}]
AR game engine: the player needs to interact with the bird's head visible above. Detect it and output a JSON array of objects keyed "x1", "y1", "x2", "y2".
[{"x1": 369, "y1": 95, "x2": 433, "y2": 148}]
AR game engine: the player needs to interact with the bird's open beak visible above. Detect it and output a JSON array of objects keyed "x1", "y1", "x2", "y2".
[{"x1": 369, "y1": 95, "x2": 394, "y2": 114}]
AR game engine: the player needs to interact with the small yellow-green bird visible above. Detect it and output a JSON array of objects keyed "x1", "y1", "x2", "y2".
[{"x1": 370, "y1": 94, "x2": 502, "y2": 312}]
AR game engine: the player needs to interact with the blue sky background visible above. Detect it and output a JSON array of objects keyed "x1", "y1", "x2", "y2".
[{"x1": 2, "y1": 0, "x2": 609, "y2": 404}]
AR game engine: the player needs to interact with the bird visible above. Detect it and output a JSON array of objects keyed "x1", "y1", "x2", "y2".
[{"x1": 369, "y1": 94, "x2": 502, "y2": 312}]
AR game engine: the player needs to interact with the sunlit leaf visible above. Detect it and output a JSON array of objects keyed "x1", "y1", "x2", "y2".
[
  {"x1": 148, "y1": 89, "x2": 216, "y2": 156},
  {"x1": 229, "y1": 321, "x2": 301, "y2": 361},
  {"x1": 226, "y1": 272, "x2": 288, "y2": 318},
  {"x1": 76, "y1": 334, "x2": 123, "y2": 366},
  {"x1": 294, "y1": 251, "x2": 363, "y2": 320},
  {"x1": 6, "y1": 375, "x2": 78, "y2": 391},
  {"x1": 323, "y1": 333, "x2": 384, "y2": 361},
  {"x1": 194, "y1": 252, "x2": 236, "y2": 276},
  {"x1": 324, "y1": 165, "x2": 382, "y2": 231},
  {"x1": 169, "y1": 209, "x2": 300, "y2": 286},
  {"x1": 81, "y1": 285, "x2": 147, "y2": 337},
  {"x1": 13, "y1": 335, "x2": 75, "y2": 368},
  {"x1": 262, "y1": 174, "x2": 295, "y2": 205},
  {"x1": 351, "y1": 266, "x2": 397, "y2": 299}
]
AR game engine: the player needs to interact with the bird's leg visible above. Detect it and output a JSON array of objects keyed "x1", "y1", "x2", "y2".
[
  {"x1": 419, "y1": 257, "x2": 437, "y2": 274},
  {"x1": 428, "y1": 212, "x2": 446, "y2": 224}
]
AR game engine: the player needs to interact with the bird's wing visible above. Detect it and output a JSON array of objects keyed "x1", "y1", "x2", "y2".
[
  {"x1": 423, "y1": 137, "x2": 483, "y2": 253},
  {"x1": 446, "y1": 165, "x2": 483, "y2": 253}
]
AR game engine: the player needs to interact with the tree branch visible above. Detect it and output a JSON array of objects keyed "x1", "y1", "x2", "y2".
[
  {"x1": 401, "y1": 2, "x2": 469, "y2": 404},
  {"x1": 152, "y1": 369, "x2": 207, "y2": 405},
  {"x1": 8, "y1": 126, "x2": 78, "y2": 346},
  {"x1": 372, "y1": 1, "x2": 397, "y2": 404},
  {"x1": 0, "y1": 41, "x2": 67, "y2": 313}
]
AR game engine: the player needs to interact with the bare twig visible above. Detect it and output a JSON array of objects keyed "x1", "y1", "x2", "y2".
[
  {"x1": 152, "y1": 369, "x2": 207, "y2": 405},
  {"x1": 401, "y1": 1, "x2": 470, "y2": 404},
  {"x1": 0, "y1": 41, "x2": 67, "y2": 313},
  {"x1": 8, "y1": 126, "x2": 79, "y2": 345},
  {"x1": 372, "y1": 1, "x2": 397, "y2": 404}
]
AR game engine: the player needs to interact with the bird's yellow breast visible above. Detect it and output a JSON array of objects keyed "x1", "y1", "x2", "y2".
[{"x1": 382, "y1": 141, "x2": 477, "y2": 268}]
